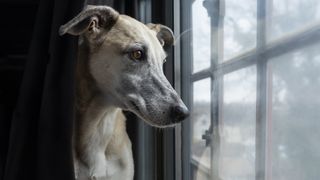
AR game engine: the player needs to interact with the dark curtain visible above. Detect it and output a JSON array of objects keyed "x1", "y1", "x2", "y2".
[{"x1": 2, "y1": 0, "x2": 85, "y2": 179}]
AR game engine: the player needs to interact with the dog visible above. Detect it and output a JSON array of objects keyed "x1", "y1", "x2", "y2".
[{"x1": 59, "y1": 5, "x2": 189, "y2": 180}]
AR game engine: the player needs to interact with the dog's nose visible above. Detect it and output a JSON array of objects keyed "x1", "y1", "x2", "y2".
[{"x1": 171, "y1": 105, "x2": 190, "y2": 123}]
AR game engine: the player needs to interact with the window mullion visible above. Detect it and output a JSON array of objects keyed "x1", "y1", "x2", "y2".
[
  {"x1": 256, "y1": 0, "x2": 268, "y2": 179},
  {"x1": 180, "y1": 0, "x2": 193, "y2": 179},
  {"x1": 203, "y1": 0, "x2": 225, "y2": 179}
]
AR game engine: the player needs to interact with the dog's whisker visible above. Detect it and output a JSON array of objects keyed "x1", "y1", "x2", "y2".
[{"x1": 174, "y1": 28, "x2": 193, "y2": 46}]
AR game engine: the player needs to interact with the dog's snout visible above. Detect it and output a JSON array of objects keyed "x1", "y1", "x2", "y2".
[{"x1": 171, "y1": 105, "x2": 189, "y2": 123}]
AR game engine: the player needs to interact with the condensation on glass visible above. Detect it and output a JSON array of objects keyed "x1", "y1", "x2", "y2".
[
  {"x1": 223, "y1": 0, "x2": 257, "y2": 61},
  {"x1": 268, "y1": 0, "x2": 320, "y2": 41},
  {"x1": 267, "y1": 42, "x2": 320, "y2": 180},
  {"x1": 192, "y1": 0, "x2": 211, "y2": 73},
  {"x1": 186, "y1": 0, "x2": 320, "y2": 180},
  {"x1": 191, "y1": 78, "x2": 211, "y2": 174},
  {"x1": 220, "y1": 66, "x2": 257, "y2": 180}
]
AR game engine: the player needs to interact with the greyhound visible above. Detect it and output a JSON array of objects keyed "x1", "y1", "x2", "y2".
[{"x1": 59, "y1": 5, "x2": 189, "y2": 180}]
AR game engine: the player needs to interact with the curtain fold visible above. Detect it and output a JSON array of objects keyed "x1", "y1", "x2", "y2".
[{"x1": 3, "y1": 0, "x2": 85, "y2": 179}]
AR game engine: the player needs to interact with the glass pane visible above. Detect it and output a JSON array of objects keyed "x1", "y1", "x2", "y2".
[
  {"x1": 268, "y1": 43, "x2": 320, "y2": 180},
  {"x1": 191, "y1": 78, "x2": 211, "y2": 173},
  {"x1": 192, "y1": 0, "x2": 211, "y2": 73},
  {"x1": 268, "y1": 0, "x2": 320, "y2": 41},
  {"x1": 220, "y1": 66, "x2": 257, "y2": 179},
  {"x1": 223, "y1": 0, "x2": 257, "y2": 61}
]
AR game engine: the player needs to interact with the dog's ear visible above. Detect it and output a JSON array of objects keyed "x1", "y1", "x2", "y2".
[
  {"x1": 59, "y1": 5, "x2": 119, "y2": 36},
  {"x1": 147, "y1": 23, "x2": 174, "y2": 49}
]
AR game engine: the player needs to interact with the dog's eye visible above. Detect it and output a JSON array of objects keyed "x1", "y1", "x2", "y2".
[{"x1": 129, "y1": 50, "x2": 144, "y2": 60}]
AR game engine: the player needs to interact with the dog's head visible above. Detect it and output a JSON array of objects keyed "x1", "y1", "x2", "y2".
[{"x1": 60, "y1": 5, "x2": 189, "y2": 127}]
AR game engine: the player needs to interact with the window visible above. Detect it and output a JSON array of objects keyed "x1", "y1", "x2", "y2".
[{"x1": 178, "y1": 0, "x2": 320, "y2": 180}]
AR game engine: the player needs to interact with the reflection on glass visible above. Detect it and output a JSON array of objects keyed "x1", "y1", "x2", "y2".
[
  {"x1": 220, "y1": 66, "x2": 257, "y2": 180},
  {"x1": 269, "y1": 0, "x2": 320, "y2": 41},
  {"x1": 192, "y1": 0, "x2": 211, "y2": 73},
  {"x1": 192, "y1": 78, "x2": 211, "y2": 171},
  {"x1": 223, "y1": 0, "x2": 257, "y2": 61},
  {"x1": 269, "y1": 43, "x2": 320, "y2": 180}
]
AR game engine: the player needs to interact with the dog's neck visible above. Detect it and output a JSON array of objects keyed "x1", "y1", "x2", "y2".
[
  {"x1": 74, "y1": 40, "x2": 120, "y2": 157},
  {"x1": 75, "y1": 40, "x2": 115, "y2": 111},
  {"x1": 73, "y1": 39, "x2": 124, "y2": 163}
]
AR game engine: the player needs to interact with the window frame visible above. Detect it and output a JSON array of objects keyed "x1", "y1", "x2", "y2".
[{"x1": 179, "y1": 0, "x2": 320, "y2": 180}]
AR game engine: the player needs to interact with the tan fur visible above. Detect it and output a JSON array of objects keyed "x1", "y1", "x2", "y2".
[
  {"x1": 74, "y1": 40, "x2": 133, "y2": 180},
  {"x1": 60, "y1": 5, "x2": 189, "y2": 180}
]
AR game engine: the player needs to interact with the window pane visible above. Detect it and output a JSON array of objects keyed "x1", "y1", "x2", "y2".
[
  {"x1": 192, "y1": 0, "x2": 211, "y2": 73},
  {"x1": 268, "y1": 0, "x2": 320, "y2": 41},
  {"x1": 220, "y1": 66, "x2": 257, "y2": 180},
  {"x1": 191, "y1": 78, "x2": 211, "y2": 174},
  {"x1": 223, "y1": 0, "x2": 257, "y2": 61},
  {"x1": 268, "y1": 43, "x2": 320, "y2": 180}
]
